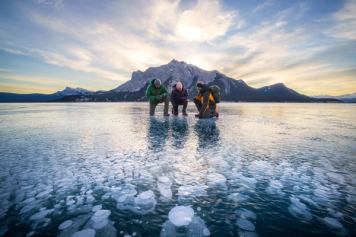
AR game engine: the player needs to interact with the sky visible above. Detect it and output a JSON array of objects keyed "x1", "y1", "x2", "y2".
[{"x1": 0, "y1": 0, "x2": 355, "y2": 96}]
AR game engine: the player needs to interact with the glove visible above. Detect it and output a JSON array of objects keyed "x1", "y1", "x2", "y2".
[{"x1": 156, "y1": 95, "x2": 162, "y2": 101}]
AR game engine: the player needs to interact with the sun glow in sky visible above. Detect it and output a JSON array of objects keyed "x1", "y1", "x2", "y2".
[{"x1": 0, "y1": 0, "x2": 355, "y2": 96}]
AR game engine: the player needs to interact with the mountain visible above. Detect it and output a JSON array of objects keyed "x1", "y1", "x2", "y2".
[
  {"x1": 61, "y1": 59, "x2": 337, "y2": 102},
  {"x1": 0, "y1": 87, "x2": 92, "y2": 102},
  {"x1": 0, "y1": 60, "x2": 342, "y2": 103},
  {"x1": 314, "y1": 93, "x2": 356, "y2": 103}
]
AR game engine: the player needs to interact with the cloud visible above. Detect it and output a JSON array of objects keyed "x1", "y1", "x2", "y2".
[
  {"x1": 33, "y1": 0, "x2": 64, "y2": 9},
  {"x1": 252, "y1": 0, "x2": 274, "y2": 14},
  {"x1": 328, "y1": 0, "x2": 356, "y2": 40},
  {"x1": 174, "y1": 0, "x2": 238, "y2": 42}
]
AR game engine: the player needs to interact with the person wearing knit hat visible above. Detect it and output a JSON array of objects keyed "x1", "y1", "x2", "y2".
[
  {"x1": 171, "y1": 81, "x2": 188, "y2": 116},
  {"x1": 146, "y1": 78, "x2": 170, "y2": 116}
]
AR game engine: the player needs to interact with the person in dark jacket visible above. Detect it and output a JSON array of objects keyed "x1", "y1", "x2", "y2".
[
  {"x1": 171, "y1": 81, "x2": 188, "y2": 116},
  {"x1": 193, "y1": 82, "x2": 218, "y2": 118},
  {"x1": 146, "y1": 78, "x2": 170, "y2": 116}
]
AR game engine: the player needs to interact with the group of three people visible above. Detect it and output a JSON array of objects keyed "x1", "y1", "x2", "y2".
[{"x1": 146, "y1": 78, "x2": 219, "y2": 118}]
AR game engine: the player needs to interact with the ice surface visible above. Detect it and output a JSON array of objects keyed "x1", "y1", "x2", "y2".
[
  {"x1": 58, "y1": 220, "x2": 73, "y2": 230},
  {"x1": 71, "y1": 228, "x2": 96, "y2": 237},
  {"x1": 0, "y1": 226, "x2": 8, "y2": 237},
  {"x1": 168, "y1": 206, "x2": 195, "y2": 226},
  {"x1": 236, "y1": 218, "x2": 255, "y2": 231},
  {"x1": 0, "y1": 103, "x2": 355, "y2": 236}
]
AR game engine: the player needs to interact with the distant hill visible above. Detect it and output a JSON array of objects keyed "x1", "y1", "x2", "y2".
[
  {"x1": 0, "y1": 60, "x2": 342, "y2": 103},
  {"x1": 0, "y1": 87, "x2": 92, "y2": 102},
  {"x1": 314, "y1": 93, "x2": 356, "y2": 103}
]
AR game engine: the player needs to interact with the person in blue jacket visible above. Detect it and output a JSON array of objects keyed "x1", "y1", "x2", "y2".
[{"x1": 170, "y1": 81, "x2": 188, "y2": 116}]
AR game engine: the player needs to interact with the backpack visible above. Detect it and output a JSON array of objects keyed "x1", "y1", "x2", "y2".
[{"x1": 209, "y1": 85, "x2": 221, "y2": 103}]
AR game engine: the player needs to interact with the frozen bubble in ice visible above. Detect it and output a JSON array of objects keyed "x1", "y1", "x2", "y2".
[
  {"x1": 298, "y1": 195, "x2": 319, "y2": 208},
  {"x1": 266, "y1": 180, "x2": 284, "y2": 196},
  {"x1": 326, "y1": 172, "x2": 345, "y2": 185},
  {"x1": 133, "y1": 190, "x2": 156, "y2": 214},
  {"x1": 92, "y1": 205, "x2": 102, "y2": 212},
  {"x1": 236, "y1": 218, "x2": 255, "y2": 231},
  {"x1": 158, "y1": 176, "x2": 171, "y2": 184},
  {"x1": 322, "y1": 217, "x2": 343, "y2": 230},
  {"x1": 23, "y1": 197, "x2": 36, "y2": 204},
  {"x1": 71, "y1": 228, "x2": 95, "y2": 237},
  {"x1": 235, "y1": 208, "x2": 257, "y2": 220},
  {"x1": 119, "y1": 184, "x2": 138, "y2": 196},
  {"x1": 288, "y1": 197, "x2": 312, "y2": 221},
  {"x1": 178, "y1": 185, "x2": 208, "y2": 200},
  {"x1": 249, "y1": 160, "x2": 274, "y2": 178},
  {"x1": 58, "y1": 220, "x2": 73, "y2": 230},
  {"x1": 26, "y1": 231, "x2": 35, "y2": 237},
  {"x1": 20, "y1": 203, "x2": 39, "y2": 215},
  {"x1": 30, "y1": 209, "x2": 52, "y2": 221},
  {"x1": 116, "y1": 193, "x2": 136, "y2": 211},
  {"x1": 238, "y1": 231, "x2": 258, "y2": 237},
  {"x1": 203, "y1": 228, "x2": 210, "y2": 236},
  {"x1": 161, "y1": 215, "x2": 209, "y2": 237},
  {"x1": 92, "y1": 218, "x2": 109, "y2": 229},
  {"x1": 168, "y1": 206, "x2": 195, "y2": 227},
  {"x1": 36, "y1": 189, "x2": 52, "y2": 199},
  {"x1": 235, "y1": 174, "x2": 257, "y2": 189},
  {"x1": 206, "y1": 173, "x2": 227, "y2": 186},
  {"x1": 157, "y1": 176, "x2": 172, "y2": 200},
  {"x1": 227, "y1": 193, "x2": 249, "y2": 203},
  {"x1": 91, "y1": 209, "x2": 111, "y2": 222}
]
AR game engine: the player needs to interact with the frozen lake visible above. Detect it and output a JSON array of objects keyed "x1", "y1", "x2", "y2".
[{"x1": 0, "y1": 102, "x2": 355, "y2": 237}]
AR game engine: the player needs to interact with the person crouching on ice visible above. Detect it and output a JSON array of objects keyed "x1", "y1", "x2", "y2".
[
  {"x1": 146, "y1": 78, "x2": 170, "y2": 116},
  {"x1": 171, "y1": 81, "x2": 188, "y2": 116},
  {"x1": 194, "y1": 82, "x2": 219, "y2": 119}
]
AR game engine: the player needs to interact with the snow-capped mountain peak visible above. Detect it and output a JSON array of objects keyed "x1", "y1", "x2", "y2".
[{"x1": 56, "y1": 87, "x2": 92, "y2": 96}]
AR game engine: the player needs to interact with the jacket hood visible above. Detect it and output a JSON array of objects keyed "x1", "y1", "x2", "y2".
[{"x1": 199, "y1": 84, "x2": 210, "y2": 94}]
